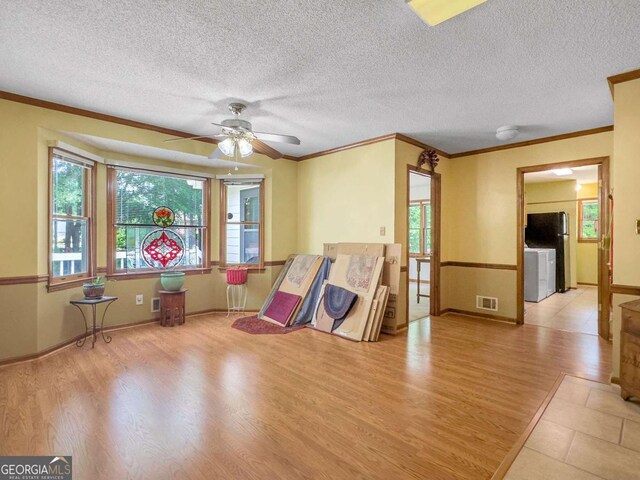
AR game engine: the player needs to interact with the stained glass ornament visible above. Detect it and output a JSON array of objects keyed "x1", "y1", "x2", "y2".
[
  {"x1": 141, "y1": 229, "x2": 184, "y2": 268},
  {"x1": 152, "y1": 206, "x2": 175, "y2": 228}
]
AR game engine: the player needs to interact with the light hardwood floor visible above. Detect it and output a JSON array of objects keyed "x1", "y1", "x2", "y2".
[
  {"x1": 409, "y1": 282, "x2": 430, "y2": 322},
  {"x1": 0, "y1": 313, "x2": 611, "y2": 480}
]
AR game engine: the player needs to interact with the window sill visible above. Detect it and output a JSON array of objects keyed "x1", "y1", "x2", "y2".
[
  {"x1": 107, "y1": 268, "x2": 212, "y2": 281},
  {"x1": 578, "y1": 239, "x2": 599, "y2": 244},
  {"x1": 48, "y1": 277, "x2": 91, "y2": 293}
]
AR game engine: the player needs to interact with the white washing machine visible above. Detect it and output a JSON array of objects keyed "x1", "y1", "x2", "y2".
[{"x1": 524, "y1": 248, "x2": 556, "y2": 302}]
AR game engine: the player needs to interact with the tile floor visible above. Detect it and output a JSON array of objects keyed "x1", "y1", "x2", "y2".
[
  {"x1": 525, "y1": 285, "x2": 598, "y2": 335},
  {"x1": 505, "y1": 375, "x2": 640, "y2": 480},
  {"x1": 409, "y1": 282, "x2": 430, "y2": 322}
]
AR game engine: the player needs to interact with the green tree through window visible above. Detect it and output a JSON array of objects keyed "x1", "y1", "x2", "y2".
[
  {"x1": 579, "y1": 199, "x2": 599, "y2": 242},
  {"x1": 409, "y1": 201, "x2": 431, "y2": 256},
  {"x1": 113, "y1": 168, "x2": 206, "y2": 271},
  {"x1": 50, "y1": 151, "x2": 93, "y2": 283}
]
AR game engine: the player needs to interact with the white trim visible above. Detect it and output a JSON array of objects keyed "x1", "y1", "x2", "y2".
[
  {"x1": 49, "y1": 142, "x2": 102, "y2": 165},
  {"x1": 105, "y1": 159, "x2": 215, "y2": 179}
]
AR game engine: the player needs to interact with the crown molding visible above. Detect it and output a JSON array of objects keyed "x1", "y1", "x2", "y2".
[
  {"x1": 0, "y1": 90, "x2": 299, "y2": 161},
  {"x1": 295, "y1": 133, "x2": 396, "y2": 161},
  {"x1": 296, "y1": 133, "x2": 450, "y2": 162},
  {"x1": 393, "y1": 133, "x2": 450, "y2": 158},
  {"x1": 448, "y1": 125, "x2": 613, "y2": 158},
  {"x1": 607, "y1": 68, "x2": 640, "y2": 99},
  {"x1": 0, "y1": 89, "x2": 615, "y2": 163}
]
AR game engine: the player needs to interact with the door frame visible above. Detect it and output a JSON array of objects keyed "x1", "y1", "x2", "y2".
[
  {"x1": 406, "y1": 165, "x2": 441, "y2": 322},
  {"x1": 516, "y1": 156, "x2": 611, "y2": 340}
]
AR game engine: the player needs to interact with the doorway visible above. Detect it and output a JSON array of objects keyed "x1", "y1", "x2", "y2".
[
  {"x1": 517, "y1": 157, "x2": 610, "y2": 340},
  {"x1": 407, "y1": 166, "x2": 441, "y2": 322}
]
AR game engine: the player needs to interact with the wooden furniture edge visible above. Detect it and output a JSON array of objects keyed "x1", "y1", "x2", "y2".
[{"x1": 490, "y1": 373, "x2": 566, "y2": 480}]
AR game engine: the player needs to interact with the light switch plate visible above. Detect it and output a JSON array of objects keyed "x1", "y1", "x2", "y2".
[
  {"x1": 136, "y1": 294, "x2": 143, "y2": 305},
  {"x1": 380, "y1": 226, "x2": 386, "y2": 236}
]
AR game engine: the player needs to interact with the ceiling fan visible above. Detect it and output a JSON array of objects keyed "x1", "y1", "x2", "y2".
[{"x1": 164, "y1": 102, "x2": 300, "y2": 160}]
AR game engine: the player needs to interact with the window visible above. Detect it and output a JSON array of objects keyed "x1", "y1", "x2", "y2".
[
  {"x1": 220, "y1": 180, "x2": 264, "y2": 268},
  {"x1": 409, "y1": 201, "x2": 431, "y2": 256},
  {"x1": 579, "y1": 199, "x2": 599, "y2": 242},
  {"x1": 49, "y1": 149, "x2": 94, "y2": 285},
  {"x1": 109, "y1": 167, "x2": 210, "y2": 273}
]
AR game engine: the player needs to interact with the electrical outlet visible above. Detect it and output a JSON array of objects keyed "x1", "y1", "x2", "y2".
[
  {"x1": 380, "y1": 226, "x2": 386, "y2": 236},
  {"x1": 136, "y1": 294, "x2": 143, "y2": 305}
]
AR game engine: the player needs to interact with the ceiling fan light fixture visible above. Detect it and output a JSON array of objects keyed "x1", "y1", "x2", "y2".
[
  {"x1": 237, "y1": 138, "x2": 253, "y2": 157},
  {"x1": 218, "y1": 137, "x2": 235, "y2": 157},
  {"x1": 496, "y1": 125, "x2": 519, "y2": 141},
  {"x1": 406, "y1": 0, "x2": 487, "y2": 26}
]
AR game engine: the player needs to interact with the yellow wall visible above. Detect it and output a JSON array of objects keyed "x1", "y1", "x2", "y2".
[
  {"x1": 576, "y1": 183, "x2": 599, "y2": 285},
  {"x1": 0, "y1": 99, "x2": 298, "y2": 361},
  {"x1": 296, "y1": 138, "x2": 453, "y2": 329},
  {"x1": 443, "y1": 132, "x2": 612, "y2": 319},
  {"x1": 525, "y1": 180, "x2": 578, "y2": 288},
  {"x1": 611, "y1": 78, "x2": 640, "y2": 378},
  {"x1": 0, "y1": 93, "x2": 621, "y2": 373},
  {"x1": 296, "y1": 140, "x2": 396, "y2": 253}
]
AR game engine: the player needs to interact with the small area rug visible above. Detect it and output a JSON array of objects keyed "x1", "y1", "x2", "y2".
[{"x1": 231, "y1": 315, "x2": 306, "y2": 335}]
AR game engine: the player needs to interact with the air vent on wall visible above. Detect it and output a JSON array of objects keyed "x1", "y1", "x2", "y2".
[
  {"x1": 476, "y1": 295, "x2": 498, "y2": 312},
  {"x1": 151, "y1": 297, "x2": 160, "y2": 313}
]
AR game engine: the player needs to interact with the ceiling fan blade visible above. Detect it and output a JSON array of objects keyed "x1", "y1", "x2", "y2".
[
  {"x1": 252, "y1": 139, "x2": 283, "y2": 159},
  {"x1": 253, "y1": 131, "x2": 301, "y2": 145},
  {"x1": 164, "y1": 134, "x2": 217, "y2": 143},
  {"x1": 208, "y1": 147, "x2": 224, "y2": 160}
]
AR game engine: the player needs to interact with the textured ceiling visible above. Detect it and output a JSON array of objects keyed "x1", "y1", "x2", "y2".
[{"x1": 1, "y1": 1, "x2": 639, "y2": 156}]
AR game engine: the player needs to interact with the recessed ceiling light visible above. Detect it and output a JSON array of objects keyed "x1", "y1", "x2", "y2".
[
  {"x1": 406, "y1": 0, "x2": 487, "y2": 26},
  {"x1": 496, "y1": 125, "x2": 519, "y2": 141},
  {"x1": 552, "y1": 168, "x2": 573, "y2": 176}
]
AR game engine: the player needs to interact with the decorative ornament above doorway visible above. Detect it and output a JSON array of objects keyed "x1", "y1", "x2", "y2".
[{"x1": 418, "y1": 149, "x2": 439, "y2": 172}]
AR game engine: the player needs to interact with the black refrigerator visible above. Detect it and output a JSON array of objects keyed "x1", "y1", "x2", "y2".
[{"x1": 525, "y1": 212, "x2": 570, "y2": 293}]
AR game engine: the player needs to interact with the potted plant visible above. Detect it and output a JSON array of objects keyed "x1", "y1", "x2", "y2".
[{"x1": 83, "y1": 276, "x2": 106, "y2": 299}]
